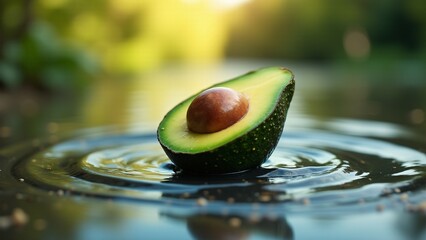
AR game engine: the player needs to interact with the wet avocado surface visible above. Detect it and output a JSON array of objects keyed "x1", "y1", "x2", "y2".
[{"x1": 157, "y1": 67, "x2": 295, "y2": 174}]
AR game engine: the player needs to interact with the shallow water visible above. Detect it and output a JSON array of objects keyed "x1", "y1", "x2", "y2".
[
  {"x1": 1, "y1": 62, "x2": 426, "y2": 239},
  {"x1": 11, "y1": 128, "x2": 426, "y2": 211}
]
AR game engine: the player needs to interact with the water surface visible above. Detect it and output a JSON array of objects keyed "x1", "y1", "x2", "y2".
[{"x1": 1, "y1": 62, "x2": 426, "y2": 239}]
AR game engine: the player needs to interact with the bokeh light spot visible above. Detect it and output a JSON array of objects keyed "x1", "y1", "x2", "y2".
[{"x1": 343, "y1": 28, "x2": 371, "y2": 60}]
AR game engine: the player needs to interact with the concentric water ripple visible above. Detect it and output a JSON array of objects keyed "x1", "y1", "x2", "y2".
[{"x1": 14, "y1": 129, "x2": 426, "y2": 212}]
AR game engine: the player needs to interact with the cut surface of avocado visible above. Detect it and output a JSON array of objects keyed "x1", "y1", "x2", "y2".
[{"x1": 157, "y1": 67, "x2": 295, "y2": 174}]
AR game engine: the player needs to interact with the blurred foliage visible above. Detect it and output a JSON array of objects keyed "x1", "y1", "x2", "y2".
[
  {"x1": 1, "y1": 0, "x2": 425, "y2": 92},
  {"x1": 226, "y1": 0, "x2": 426, "y2": 60},
  {"x1": 34, "y1": 0, "x2": 227, "y2": 73},
  {"x1": 0, "y1": 1, "x2": 98, "y2": 92},
  {"x1": 0, "y1": 22, "x2": 98, "y2": 91}
]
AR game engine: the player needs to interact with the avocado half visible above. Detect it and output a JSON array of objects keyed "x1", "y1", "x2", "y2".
[{"x1": 157, "y1": 67, "x2": 295, "y2": 174}]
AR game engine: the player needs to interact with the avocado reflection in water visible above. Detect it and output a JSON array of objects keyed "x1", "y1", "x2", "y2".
[
  {"x1": 162, "y1": 169, "x2": 294, "y2": 239},
  {"x1": 163, "y1": 212, "x2": 293, "y2": 240},
  {"x1": 163, "y1": 167, "x2": 289, "y2": 203},
  {"x1": 161, "y1": 169, "x2": 293, "y2": 239}
]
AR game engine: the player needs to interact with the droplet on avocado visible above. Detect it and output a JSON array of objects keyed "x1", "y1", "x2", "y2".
[{"x1": 186, "y1": 87, "x2": 249, "y2": 133}]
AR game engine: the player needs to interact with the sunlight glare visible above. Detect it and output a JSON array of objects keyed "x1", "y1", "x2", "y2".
[
  {"x1": 212, "y1": 0, "x2": 251, "y2": 9},
  {"x1": 183, "y1": 0, "x2": 251, "y2": 10}
]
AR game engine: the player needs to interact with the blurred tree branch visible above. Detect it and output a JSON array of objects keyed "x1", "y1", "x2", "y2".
[{"x1": 17, "y1": 0, "x2": 34, "y2": 39}]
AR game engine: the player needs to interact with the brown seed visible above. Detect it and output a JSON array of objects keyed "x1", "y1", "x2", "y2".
[{"x1": 186, "y1": 87, "x2": 249, "y2": 133}]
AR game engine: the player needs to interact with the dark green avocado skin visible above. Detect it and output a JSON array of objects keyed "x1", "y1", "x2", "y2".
[{"x1": 159, "y1": 77, "x2": 295, "y2": 175}]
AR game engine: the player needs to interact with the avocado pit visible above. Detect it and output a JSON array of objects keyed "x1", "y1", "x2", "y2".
[{"x1": 186, "y1": 87, "x2": 249, "y2": 134}]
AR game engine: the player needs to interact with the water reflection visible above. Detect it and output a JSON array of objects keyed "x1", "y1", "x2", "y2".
[
  {"x1": 1, "y1": 62, "x2": 425, "y2": 143},
  {"x1": 164, "y1": 212, "x2": 293, "y2": 240},
  {"x1": 395, "y1": 212, "x2": 426, "y2": 240}
]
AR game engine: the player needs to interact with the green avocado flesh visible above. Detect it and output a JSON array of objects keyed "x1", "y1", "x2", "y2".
[{"x1": 157, "y1": 67, "x2": 295, "y2": 174}]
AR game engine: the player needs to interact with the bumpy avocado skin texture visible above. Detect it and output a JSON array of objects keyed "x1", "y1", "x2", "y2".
[{"x1": 158, "y1": 69, "x2": 295, "y2": 175}]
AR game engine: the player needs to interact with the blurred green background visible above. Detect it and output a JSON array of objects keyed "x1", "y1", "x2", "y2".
[
  {"x1": 1, "y1": 0, "x2": 425, "y2": 90},
  {"x1": 0, "y1": 0, "x2": 425, "y2": 142}
]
